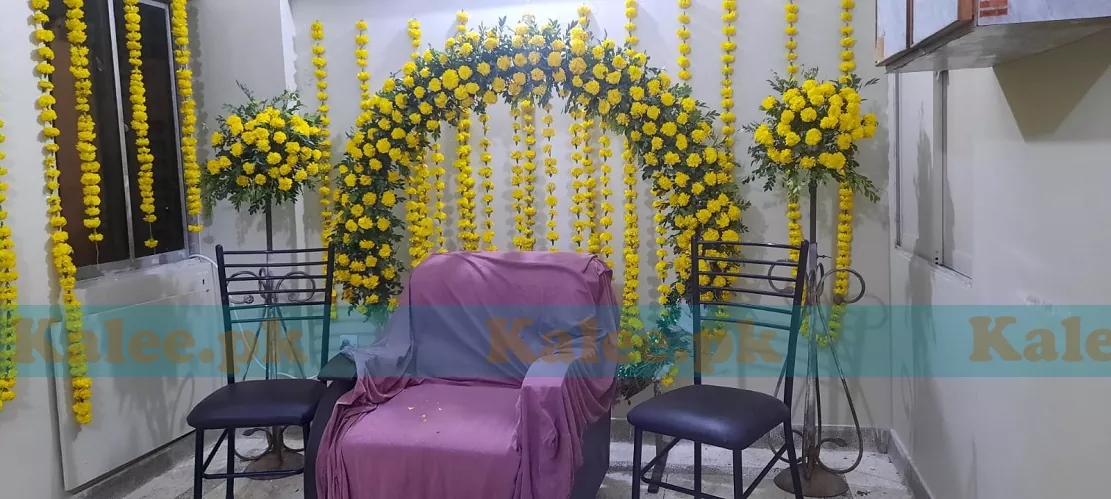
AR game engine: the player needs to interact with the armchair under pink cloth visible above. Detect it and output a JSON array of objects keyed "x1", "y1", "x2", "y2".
[{"x1": 307, "y1": 252, "x2": 619, "y2": 499}]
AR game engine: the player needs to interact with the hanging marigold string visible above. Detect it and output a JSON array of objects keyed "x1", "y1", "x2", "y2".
[
  {"x1": 477, "y1": 28, "x2": 497, "y2": 251},
  {"x1": 720, "y1": 0, "x2": 738, "y2": 150},
  {"x1": 509, "y1": 104, "x2": 527, "y2": 250},
  {"x1": 677, "y1": 0, "x2": 693, "y2": 82},
  {"x1": 829, "y1": 0, "x2": 860, "y2": 344},
  {"x1": 572, "y1": 5, "x2": 593, "y2": 254},
  {"x1": 404, "y1": 19, "x2": 434, "y2": 265},
  {"x1": 597, "y1": 129, "x2": 615, "y2": 267},
  {"x1": 453, "y1": 12, "x2": 479, "y2": 251},
  {"x1": 478, "y1": 112, "x2": 496, "y2": 250},
  {"x1": 33, "y1": 0, "x2": 92, "y2": 425},
  {"x1": 311, "y1": 21, "x2": 333, "y2": 245},
  {"x1": 65, "y1": 0, "x2": 104, "y2": 243},
  {"x1": 542, "y1": 104, "x2": 558, "y2": 250},
  {"x1": 170, "y1": 0, "x2": 201, "y2": 233},
  {"x1": 581, "y1": 117, "x2": 600, "y2": 255},
  {"x1": 430, "y1": 142, "x2": 447, "y2": 253},
  {"x1": 454, "y1": 113, "x2": 479, "y2": 251},
  {"x1": 781, "y1": 0, "x2": 804, "y2": 284},
  {"x1": 785, "y1": 1, "x2": 800, "y2": 78},
  {"x1": 569, "y1": 111, "x2": 587, "y2": 252},
  {"x1": 355, "y1": 21, "x2": 370, "y2": 106},
  {"x1": 0, "y1": 107, "x2": 19, "y2": 410},
  {"x1": 521, "y1": 99, "x2": 538, "y2": 252},
  {"x1": 839, "y1": 0, "x2": 857, "y2": 83},
  {"x1": 124, "y1": 0, "x2": 159, "y2": 248}
]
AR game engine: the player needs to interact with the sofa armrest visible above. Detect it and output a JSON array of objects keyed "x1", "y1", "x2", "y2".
[
  {"x1": 318, "y1": 353, "x2": 356, "y2": 381},
  {"x1": 517, "y1": 348, "x2": 616, "y2": 499}
]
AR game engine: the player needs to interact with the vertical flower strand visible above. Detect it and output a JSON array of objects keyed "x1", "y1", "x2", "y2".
[
  {"x1": 170, "y1": 0, "x2": 202, "y2": 233},
  {"x1": 65, "y1": 0, "x2": 105, "y2": 243},
  {"x1": 32, "y1": 0, "x2": 92, "y2": 425},
  {"x1": 124, "y1": 0, "x2": 159, "y2": 248},
  {"x1": 720, "y1": 0, "x2": 738, "y2": 151},
  {"x1": 0, "y1": 103, "x2": 19, "y2": 409}
]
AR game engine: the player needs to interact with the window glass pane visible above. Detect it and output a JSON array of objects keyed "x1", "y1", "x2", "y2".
[
  {"x1": 114, "y1": 0, "x2": 185, "y2": 258},
  {"x1": 51, "y1": 1, "x2": 132, "y2": 268}
]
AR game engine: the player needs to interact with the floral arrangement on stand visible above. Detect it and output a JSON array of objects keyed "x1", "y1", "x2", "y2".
[
  {"x1": 743, "y1": 68, "x2": 879, "y2": 344},
  {"x1": 331, "y1": 16, "x2": 748, "y2": 391},
  {"x1": 203, "y1": 87, "x2": 329, "y2": 215}
]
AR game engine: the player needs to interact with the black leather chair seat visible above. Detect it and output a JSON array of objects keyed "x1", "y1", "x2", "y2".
[
  {"x1": 187, "y1": 379, "x2": 326, "y2": 430},
  {"x1": 627, "y1": 384, "x2": 789, "y2": 450}
]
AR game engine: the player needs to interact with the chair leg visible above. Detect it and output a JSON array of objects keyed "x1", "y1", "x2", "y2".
[
  {"x1": 194, "y1": 430, "x2": 204, "y2": 499},
  {"x1": 694, "y1": 441, "x2": 702, "y2": 498},
  {"x1": 302, "y1": 423, "x2": 312, "y2": 498},
  {"x1": 226, "y1": 429, "x2": 235, "y2": 499},
  {"x1": 782, "y1": 422, "x2": 803, "y2": 499},
  {"x1": 733, "y1": 448, "x2": 742, "y2": 499},
  {"x1": 648, "y1": 433, "x2": 667, "y2": 494},
  {"x1": 632, "y1": 427, "x2": 642, "y2": 499}
]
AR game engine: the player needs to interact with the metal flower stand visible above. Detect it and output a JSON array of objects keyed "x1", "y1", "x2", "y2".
[
  {"x1": 227, "y1": 204, "x2": 321, "y2": 478},
  {"x1": 770, "y1": 182, "x2": 866, "y2": 497}
]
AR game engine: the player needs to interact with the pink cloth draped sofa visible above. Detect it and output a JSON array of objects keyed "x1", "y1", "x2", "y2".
[{"x1": 306, "y1": 252, "x2": 619, "y2": 499}]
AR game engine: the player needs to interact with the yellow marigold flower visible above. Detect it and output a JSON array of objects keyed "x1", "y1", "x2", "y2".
[{"x1": 805, "y1": 128, "x2": 823, "y2": 146}]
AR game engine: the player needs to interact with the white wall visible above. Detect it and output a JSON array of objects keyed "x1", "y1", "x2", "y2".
[
  {"x1": 0, "y1": 0, "x2": 299, "y2": 496},
  {"x1": 889, "y1": 31, "x2": 1111, "y2": 499},
  {"x1": 290, "y1": 0, "x2": 893, "y2": 427},
  {"x1": 0, "y1": 4, "x2": 72, "y2": 497}
]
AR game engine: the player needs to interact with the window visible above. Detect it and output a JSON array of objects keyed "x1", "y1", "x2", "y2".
[
  {"x1": 894, "y1": 70, "x2": 973, "y2": 276},
  {"x1": 49, "y1": 0, "x2": 188, "y2": 279}
]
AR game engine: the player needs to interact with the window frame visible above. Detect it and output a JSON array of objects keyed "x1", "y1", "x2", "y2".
[
  {"x1": 893, "y1": 70, "x2": 971, "y2": 278},
  {"x1": 73, "y1": 0, "x2": 193, "y2": 280}
]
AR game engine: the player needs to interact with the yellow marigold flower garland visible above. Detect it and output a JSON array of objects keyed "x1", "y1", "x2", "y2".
[
  {"x1": 677, "y1": 0, "x2": 693, "y2": 82},
  {"x1": 720, "y1": 0, "x2": 738, "y2": 150},
  {"x1": 454, "y1": 113, "x2": 479, "y2": 251},
  {"x1": 0, "y1": 110, "x2": 20, "y2": 409},
  {"x1": 839, "y1": 0, "x2": 857, "y2": 82},
  {"x1": 572, "y1": 5, "x2": 593, "y2": 254},
  {"x1": 310, "y1": 20, "x2": 338, "y2": 317},
  {"x1": 404, "y1": 19, "x2": 434, "y2": 265},
  {"x1": 65, "y1": 0, "x2": 104, "y2": 243},
  {"x1": 33, "y1": 0, "x2": 92, "y2": 425},
  {"x1": 521, "y1": 99, "x2": 538, "y2": 251},
  {"x1": 581, "y1": 118, "x2": 600, "y2": 255},
  {"x1": 452, "y1": 13, "x2": 480, "y2": 251},
  {"x1": 478, "y1": 112, "x2": 496, "y2": 250},
  {"x1": 311, "y1": 21, "x2": 333, "y2": 244},
  {"x1": 170, "y1": 0, "x2": 202, "y2": 233},
  {"x1": 785, "y1": 1, "x2": 800, "y2": 78},
  {"x1": 355, "y1": 21, "x2": 371, "y2": 106},
  {"x1": 430, "y1": 142, "x2": 447, "y2": 252},
  {"x1": 568, "y1": 111, "x2": 587, "y2": 252},
  {"x1": 509, "y1": 104, "x2": 526, "y2": 250},
  {"x1": 786, "y1": 194, "x2": 803, "y2": 275},
  {"x1": 542, "y1": 104, "x2": 558, "y2": 249},
  {"x1": 597, "y1": 130, "x2": 615, "y2": 267},
  {"x1": 829, "y1": 0, "x2": 859, "y2": 343},
  {"x1": 124, "y1": 0, "x2": 159, "y2": 248}
]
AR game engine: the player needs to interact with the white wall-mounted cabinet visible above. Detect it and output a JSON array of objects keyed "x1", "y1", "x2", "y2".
[{"x1": 877, "y1": 0, "x2": 1111, "y2": 73}]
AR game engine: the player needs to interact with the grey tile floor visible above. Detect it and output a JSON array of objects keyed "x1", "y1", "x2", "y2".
[{"x1": 118, "y1": 432, "x2": 911, "y2": 499}]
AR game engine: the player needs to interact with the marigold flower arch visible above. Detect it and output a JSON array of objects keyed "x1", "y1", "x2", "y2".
[{"x1": 332, "y1": 18, "x2": 748, "y2": 340}]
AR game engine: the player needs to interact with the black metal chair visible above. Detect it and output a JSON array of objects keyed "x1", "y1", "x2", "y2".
[
  {"x1": 188, "y1": 245, "x2": 335, "y2": 498},
  {"x1": 627, "y1": 239, "x2": 810, "y2": 499}
]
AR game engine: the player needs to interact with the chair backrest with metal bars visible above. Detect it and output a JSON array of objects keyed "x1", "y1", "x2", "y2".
[
  {"x1": 689, "y1": 238, "x2": 810, "y2": 408},
  {"x1": 214, "y1": 245, "x2": 336, "y2": 384}
]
